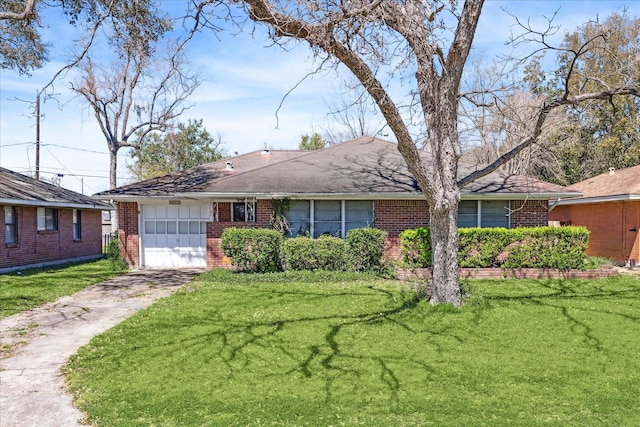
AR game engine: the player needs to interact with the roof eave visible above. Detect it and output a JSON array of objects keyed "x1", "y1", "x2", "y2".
[
  {"x1": 0, "y1": 198, "x2": 112, "y2": 210},
  {"x1": 553, "y1": 194, "x2": 640, "y2": 206}
]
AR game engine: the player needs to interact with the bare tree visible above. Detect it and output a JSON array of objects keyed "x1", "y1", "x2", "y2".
[
  {"x1": 323, "y1": 76, "x2": 387, "y2": 144},
  {"x1": 70, "y1": 22, "x2": 200, "y2": 189},
  {"x1": 194, "y1": 0, "x2": 639, "y2": 306}
]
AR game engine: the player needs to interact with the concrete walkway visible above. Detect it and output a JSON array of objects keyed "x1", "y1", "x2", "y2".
[{"x1": 0, "y1": 268, "x2": 202, "y2": 427}]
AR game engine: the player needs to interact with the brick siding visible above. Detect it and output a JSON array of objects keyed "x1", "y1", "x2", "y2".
[
  {"x1": 510, "y1": 200, "x2": 549, "y2": 227},
  {"x1": 550, "y1": 200, "x2": 640, "y2": 264},
  {"x1": 1, "y1": 205, "x2": 102, "y2": 269},
  {"x1": 117, "y1": 202, "x2": 140, "y2": 267}
]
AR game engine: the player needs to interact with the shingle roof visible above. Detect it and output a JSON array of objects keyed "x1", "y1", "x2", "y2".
[
  {"x1": 0, "y1": 168, "x2": 111, "y2": 210},
  {"x1": 565, "y1": 164, "x2": 640, "y2": 199},
  {"x1": 95, "y1": 137, "x2": 579, "y2": 200}
]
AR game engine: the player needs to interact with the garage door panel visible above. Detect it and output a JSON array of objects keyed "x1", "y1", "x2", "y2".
[{"x1": 142, "y1": 203, "x2": 209, "y2": 268}]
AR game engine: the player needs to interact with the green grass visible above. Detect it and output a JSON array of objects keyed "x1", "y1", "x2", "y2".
[
  {"x1": 0, "y1": 259, "x2": 126, "y2": 318},
  {"x1": 66, "y1": 270, "x2": 640, "y2": 426}
]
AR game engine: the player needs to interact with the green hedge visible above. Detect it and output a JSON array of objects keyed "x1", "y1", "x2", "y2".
[
  {"x1": 221, "y1": 228, "x2": 283, "y2": 273},
  {"x1": 400, "y1": 226, "x2": 589, "y2": 270},
  {"x1": 221, "y1": 227, "x2": 389, "y2": 273},
  {"x1": 281, "y1": 236, "x2": 349, "y2": 271},
  {"x1": 346, "y1": 228, "x2": 388, "y2": 272}
]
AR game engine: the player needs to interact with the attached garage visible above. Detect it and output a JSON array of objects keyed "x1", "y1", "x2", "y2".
[{"x1": 141, "y1": 202, "x2": 211, "y2": 268}]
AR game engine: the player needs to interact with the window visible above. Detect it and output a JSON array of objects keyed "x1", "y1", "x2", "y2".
[
  {"x1": 37, "y1": 208, "x2": 58, "y2": 231},
  {"x1": 4, "y1": 206, "x2": 17, "y2": 245},
  {"x1": 481, "y1": 201, "x2": 509, "y2": 228},
  {"x1": 284, "y1": 200, "x2": 374, "y2": 238},
  {"x1": 286, "y1": 201, "x2": 311, "y2": 237},
  {"x1": 457, "y1": 201, "x2": 510, "y2": 228},
  {"x1": 314, "y1": 200, "x2": 342, "y2": 237},
  {"x1": 233, "y1": 201, "x2": 255, "y2": 222},
  {"x1": 345, "y1": 200, "x2": 374, "y2": 233},
  {"x1": 458, "y1": 201, "x2": 478, "y2": 228},
  {"x1": 72, "y1": 209, "x2": 81, "y2": 240}
]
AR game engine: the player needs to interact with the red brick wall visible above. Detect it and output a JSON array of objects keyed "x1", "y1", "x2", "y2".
[
  {"x1": 1, "y1": 205, "x2": 102, "y2": 269},
  {"x1": 550, "y1": 200, "x2": 640, "y2": 264},
  {"x1": 374, "y1": 199, "x2": 430, "y2": 260},
  {"x1": 510, "y1": 200, "x2": 549, "y2": 227},
  {"x1": 117, "y1": 202, "x2": 140, "y2": 267}
]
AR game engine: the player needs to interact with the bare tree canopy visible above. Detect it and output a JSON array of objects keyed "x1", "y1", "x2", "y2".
[{"x1": 189, "y1": 0, "x2": 639, "y2": 305}]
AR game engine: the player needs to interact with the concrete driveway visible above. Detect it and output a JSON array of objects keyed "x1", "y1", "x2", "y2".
[{"x1": 0, "y1": 268, "x2": 203, "y2": 427}]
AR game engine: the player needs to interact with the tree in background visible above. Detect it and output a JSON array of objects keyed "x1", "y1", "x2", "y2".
[
  {"x1": 70, "y1": 2, "x2": 200, "y2": 189},
  {"x1": 524, "y1": 12, "x2": 640, "y2": 184},
  {"x1": 128, "y1": 119, "x2": 226, "y2": 181},
  {"x1": 298, "y1": 133, "x2": 326, "y2": 150},
  {"x1": 0, "y1": 0, "x2": 47, "y2": 74}
]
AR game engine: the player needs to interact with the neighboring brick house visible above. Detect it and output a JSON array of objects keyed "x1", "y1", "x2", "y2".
[
  {"x1": 550, "y1": 165, "x2": 640, "y2": 265},
  {"x1": 94, "y1": 137, "x2": 579, "y2": 269},
  {"x1": 0, "y1": 168, "x2": 111, "y2": 272}
]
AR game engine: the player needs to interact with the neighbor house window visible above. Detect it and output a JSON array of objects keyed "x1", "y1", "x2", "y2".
[
  {"x1": 233, "y1": 201, "x2": 256, "y2": 222},
  {"x1": 37, "y1": 207, "x2": 58, "y2": 231},
  {"x1": 457, "y1": 200, "x2": 510, "y2": 228},
  {"x1": 73, "y1": 209, "x2": 81, "y2": 240},
  {"x1": 4, "y1": 206, "x2": 17, "y2": 245},
  {"x1": 285, "y1": 200, "x2": 374, "y2": 238}
]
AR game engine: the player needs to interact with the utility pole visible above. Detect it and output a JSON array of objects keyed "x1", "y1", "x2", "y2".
[{"x1": 35, "y1": 91, "x2": 41, "y2": 180}]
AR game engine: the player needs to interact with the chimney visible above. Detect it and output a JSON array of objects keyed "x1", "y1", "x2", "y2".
[
  {"x1": 609, "y1": 167, "x2": 615, "y2": 176},
  {"x1": 225, "y1": 161, "x2": 234, "y2": 170},
  {"x1": 262, "y1": 148, "x2": 270, "y2": 155}
]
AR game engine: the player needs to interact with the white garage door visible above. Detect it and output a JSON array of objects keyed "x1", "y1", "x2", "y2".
[{"x1": 141, "y1": 203, "x2": 210, "y2": 268}]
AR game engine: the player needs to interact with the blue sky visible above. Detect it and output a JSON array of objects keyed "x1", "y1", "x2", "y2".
[{"x1": 0, "y1": 0, "x2": 637, "y2": 195}]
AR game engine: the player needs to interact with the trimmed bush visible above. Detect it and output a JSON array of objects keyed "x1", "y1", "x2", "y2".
[
  {"x1": 502, "y1": 226, "x2": 589, "y2": 270},
  {"x1": 399, "y1": 227, "x2": 432, "y2": 267},
  {"x1": 221, "y1": 228, "x2": 283, "y2": 273},
  {"x1": 346, "y1": 228, "x2": 388, "y2": 272},
  {"x1": 400, "y1": 226, "x2": 590, "y2": 270},
  {"x1": 458, "y1": 228, "x2": 513, "y2": 268},
  {"x1": 281, "y1": 236, "x2": 348, "y2": 271}
]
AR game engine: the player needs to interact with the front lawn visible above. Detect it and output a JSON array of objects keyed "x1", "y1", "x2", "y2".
[
  {"x1": 66, "y1": 270, "x2": 640, "y2": 426},
  {"x1": 0, "y1": 259, "x2": 126, "y2": 319}
]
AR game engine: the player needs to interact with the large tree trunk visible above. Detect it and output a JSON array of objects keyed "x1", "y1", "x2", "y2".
[{"x1": 429, "y1": 195, "x2": 461, "y2": 306}]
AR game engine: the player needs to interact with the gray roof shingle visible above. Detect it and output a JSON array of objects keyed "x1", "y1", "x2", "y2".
[
  {"x1": 0, "y1": 168, "x2": 111, "y2": 209},
  {"x1": 95, "y1": 137, "x2": 579, "y2": 200}
]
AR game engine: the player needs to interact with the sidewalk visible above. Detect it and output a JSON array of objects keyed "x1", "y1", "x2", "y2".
[{"x1": 0, "y1": 268, "x2": 202, "y2": 427}]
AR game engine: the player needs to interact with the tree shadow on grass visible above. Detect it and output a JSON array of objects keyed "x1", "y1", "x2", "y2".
[
  {"x1": 466, "y1": 278, "x2": 640, "y2": 353},
  {"x1": 131, "y1": 284, "x2": 460, "y2": 405}
]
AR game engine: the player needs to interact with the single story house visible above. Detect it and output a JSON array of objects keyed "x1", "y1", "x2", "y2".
[
  {"x1": 550, "y1": 164, "x2": 640, "y2": 265},
  {"x1": 94, "y1": 136, "x2": 580, "y2": 269},
  {"x1": 0, "y1": 167, "x2": 111, "y2": 272}
]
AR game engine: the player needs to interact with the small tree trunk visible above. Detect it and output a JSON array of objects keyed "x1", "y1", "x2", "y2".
[{"x1": 429, "y1": 196, "x2": 462, "y2": 306}]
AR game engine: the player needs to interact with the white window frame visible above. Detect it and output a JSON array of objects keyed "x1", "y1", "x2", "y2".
[
  {"x1": 4, "y1": 205, "x2": 17, "y2": 245},
  {"x1": 37, "y1": 207, "x2": 58, "y2": 231},
  {"x1": 286, "y1": 200, "x2": 374, "y2": 238},
  {"x1": 72, "y1": 209, "x2": 81, "y2": 240},
  {"x1": 458, "y1": 200, "x2": 511, "y2": 229},
  {"x1": 232, "y1": 199, "x2": 256, "y2": 222}
]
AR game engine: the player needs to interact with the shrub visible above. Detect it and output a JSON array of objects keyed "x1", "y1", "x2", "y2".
[
  {"x1": 399, "y1": 227, "x2": 432, "y2": 267},
  {"x1": 281, "y1": 236, "x2": 348, "y2": 271},
  {"x1": 400, "y1": 226, "x2": 590, "y2": 270},
  {"x1": 105, "y1": 234, "x2": 128, "y2": 272},
  {"x1": 221, "y1": 228, "x2": 283, "y2": 273},
  {"x1": 502, "y1": 226, "x2": 589, "y2": 270},
  {"x1": 458, "y1": 228, "x2": 513, "y2": 268},
  {"x1": 346, "y1": 228, "x2": 388, "y2": 272}
]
